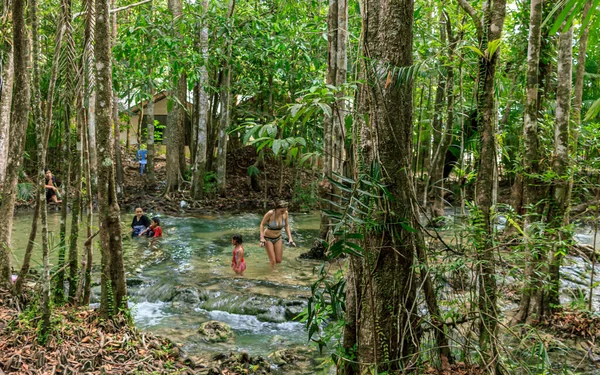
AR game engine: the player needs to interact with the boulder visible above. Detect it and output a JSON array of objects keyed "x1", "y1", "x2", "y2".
[{"x1": 198, "y1": 321, "x2": 234, "y2": 343}]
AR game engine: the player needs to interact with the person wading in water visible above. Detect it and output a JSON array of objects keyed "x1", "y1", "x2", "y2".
[{"x1": 259, "y1": 200, "x2": 295, "y2": 267}]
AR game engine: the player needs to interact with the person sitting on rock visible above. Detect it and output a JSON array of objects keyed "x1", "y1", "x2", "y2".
[{"x1": 45, "y1": 169, "x2": 62, "y2": 204}]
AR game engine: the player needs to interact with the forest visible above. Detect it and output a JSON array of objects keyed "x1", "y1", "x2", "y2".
[{"x1": 1, "y1": 0, "x2": 600, "y2": 374}]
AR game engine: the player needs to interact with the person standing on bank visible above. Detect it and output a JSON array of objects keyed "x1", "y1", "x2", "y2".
[
  {"x1": 131, "y1": 206, "x2": 151, "y2": 236},
  {"x1": 259, "y1": 200, "x2": 296, "y2": 267}
]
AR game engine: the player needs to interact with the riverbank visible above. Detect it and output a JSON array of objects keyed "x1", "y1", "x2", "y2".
[{"x1": 8, "y1": 145, "x2": 319, "y2": 216}]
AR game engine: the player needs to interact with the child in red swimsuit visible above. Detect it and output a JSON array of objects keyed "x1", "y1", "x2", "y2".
[{"x1": 231, "y1": 234, "x2": 246, "y2": 275}]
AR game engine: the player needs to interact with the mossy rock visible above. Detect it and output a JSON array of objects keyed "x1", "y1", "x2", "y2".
[{"x1": 198, "y1": 321, "x2": 234, "y2": 343}]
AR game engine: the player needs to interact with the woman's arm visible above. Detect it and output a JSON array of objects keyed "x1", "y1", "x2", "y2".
[
  {"x1": 284, "y1": 212, "x2": 295, "y2": 246},
  {"x1": 259, "y1": 211, "x2": 270, "y2": 246}
]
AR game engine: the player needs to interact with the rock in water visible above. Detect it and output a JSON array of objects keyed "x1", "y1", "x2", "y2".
[
  {"x1": 198, "y1": 321, "x2": 233, "y2": 343},
  {"x1": 299, "y1": 239, "x2": 327, "y2": 260}
]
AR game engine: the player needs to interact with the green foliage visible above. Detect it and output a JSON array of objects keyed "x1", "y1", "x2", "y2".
[
  {"x1": 297, "y1": 265, "x2": 350, "y2": 368},
  {"x1": 16, "y1": 182, "x2": 36, "y2": 202},
  {"x1": 291, "y1": 180, "x2": 319, "y2": 212},
  {"x1": 203, "y1": 171, "x2": 218, "y2": 195}
]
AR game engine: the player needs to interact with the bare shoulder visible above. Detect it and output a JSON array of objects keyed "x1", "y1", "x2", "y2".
[{"x1": 260, "y1": 210, "x2": 273, "y2": 223}]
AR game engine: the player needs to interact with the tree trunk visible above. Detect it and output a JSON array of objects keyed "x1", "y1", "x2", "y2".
[
  {"x1": 573, "y1": 1, "x2": 591, "y2": 138},
  {"x1": 68, "y1": 104, "x2": 84, "y2": 302},
  {"x1": 96, "y1": 0, "x2": 127, "y2": 318},
  {"x1": 512, "y1": 0, "x2": 545, "y2": 325},
  {"x1": 216, "y1": 0, "x2": 235, "y2": 195},
  {"x1": 546, "y1": 26, "x2": 573, "y2": 311},
  {"x1": 80, "y1": 109, "x2": 94, "y2": 306},
  {"x1": 31, "y1": 0, "x2": 51, "y2": 334},
  {"x1": 191, "y1": 0, "x2": 210, "y2": 200},
  {"x1": 318, "y1": 0, "x2": 347, "y2": 241},
  {"x1": 0, "y1": 41, "x2": 13, "y2": 185},
  {"x1": 56, "y1": 0, "x2": 74, "y2": 305},
  {"x1": 111, "y1": 0, "x2": 123, "y2": 195},
  {"x1": 462, "y1": 0, "x2": 507, "y2": 370},
  {"x1": 0, "y1": 0, "x2": 30, "y2": 288},
  {"x1": 146, "y1": 85, "x2": 156, "y2": 185},
  {"x1": 428, "y1": 11, "x2": 456, "y2": 224},
  {"x1": 343, "y1": 0, "x2": 419, "y2": 372},
  {"x1": 165, "y1": 0, "x2": 186, "y2": 194}
]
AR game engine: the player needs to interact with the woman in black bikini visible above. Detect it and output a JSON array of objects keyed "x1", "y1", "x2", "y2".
[{"x1": 259, "y1": 200, "x2": 295, "y2": 267}]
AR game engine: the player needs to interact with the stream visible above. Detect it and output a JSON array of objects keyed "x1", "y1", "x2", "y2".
[
  {"x1": 9, "y1": 209, "x2": 600, "y2": 373},
  {"x1": 9, "y1": 210, "x2": 326, "y2": 373}
]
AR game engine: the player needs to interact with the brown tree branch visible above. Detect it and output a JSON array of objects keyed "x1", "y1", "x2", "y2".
[
  {"x1": 456, "y1": 0, "x2": 483, "y2": 39},
  {"x1": 73, "y1": 0, "x2": 152, "y2": 20}
]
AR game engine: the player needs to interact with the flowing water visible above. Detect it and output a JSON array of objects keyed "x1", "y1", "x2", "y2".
[
  {"x1": 9, "y1": 210, "x2": 326, "y2": 373},
  {"x1": 11, "y1": 209, "x2": 600, "y2": 373}
]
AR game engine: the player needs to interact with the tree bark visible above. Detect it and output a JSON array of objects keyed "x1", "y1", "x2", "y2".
[
  {"x1": 68, "y1": 102, "x2": 84, "y2": 302},
  {"x1": 0, "y1": 0, "x2": 30, "y2": 288},
  {"x1": 573, "y1": 1, "x2": 591, "y2": 138},
  {"x1": 56, "y1": 0, "x2": 74, "y2": 305},
  {"x1": 79, "y1": 108, "x2": 94, "y2": 306},
  {"x1": 461, "y1": 0, "x2": 507, "y2": 370},
  {"x1": 111, "y1": 0, "x2": 123, "y2": 195},
  {"x1": 319, "y1": 0, "x2": 347, "y2": 241},
  {"x1": 165, "y1": 0, "x2": 186, "y2": 194},
  {"x1": 84, "y1": 0, "x2": 98, "y2": 195},
  {"x1": 546, "y1": 26, "x2": 573, "y2": 311},
  {"x1": 428, "y1": 11, "x2": 456, "y2": 224},
  {"x1": 0, "y1": 41, "x2": 13, "y2": 184},
  {"x1": 512, "y1": 0, "x2": 545, "y2": 325},
  {"x1": 343, "y1": 0, "x2": 419, "y2": 372},
  {"x1": 146, "y1": 84, "x2": 156, "y2": 185},
  {"x1": 215, "y1": 0, "x2": 235, "y2": 196},
  {"x1": 31, "y1": 0, "x2": 51, "y2": 334},
  {"x1": 96, "y1": 0, "x2": 127, "y2": 318},
  {"x1": 191, "y1": 0, "x2": 210, "y2": 200}
]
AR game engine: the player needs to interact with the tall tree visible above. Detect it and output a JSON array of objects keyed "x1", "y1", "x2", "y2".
[
  {"x1": 512, "y1": 0, "x2": 546, "y2": 324},
  {"x1": 573, "y1": 1, "x2": 592, "y2": 135},
  {"x1": 0, "y1": 32, "x2": 13, "y2": 184},
  {"x1": 191, "y1": 0, "x2": 210, "y2": 200},
  {"x1": 215, "y1": 0, "x2": 235, "y2": 195},
  {"x1": 459, "y1": 0, "x2": 508, "y2": 369},
  {"x1": 96, "y1": 0, "x2": 127, "y2": 317},
  {"x1": 55, "y1": 0, "x2": 75, "y2": 304},
  {"x1": 31, "y1": 0, "x2": 51, "y2": 335},
  {"x1": 112, "y1": 0, "x2": 124, "y2": 194},
  {"x1": 342, "y1": 0, "x2": 419, "y2": 372},
  {"x1": 165, "y1": 0, "x2": 186, "y2": 194},
  {"x1": 0, "y1": 0, "x2": 31, "y2": 288},
  {"x1": 145, "y1": 85, "x2": 156, "y2": 184},
  {"x1": 427, "y1": 10, "x2": 457, "y2": 224},
  {"x1": 318, "y1": 0, "x2": 347, "y2": 240},
  {"x1": 547, "y1": 26, "x2": 574, "y2": 311}
]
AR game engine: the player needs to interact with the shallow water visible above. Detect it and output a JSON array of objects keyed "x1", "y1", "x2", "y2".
[{"x1": 10, "y1": 210, "x2": 324, "y2": 371}]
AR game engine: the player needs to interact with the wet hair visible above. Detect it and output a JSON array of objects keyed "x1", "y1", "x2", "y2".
[
  {"x1": 232, "y1": 234, "x2": 243, "y2": 245},
  {"x1": 151, "y1": 217, "x2": 160, "y2": 226}
]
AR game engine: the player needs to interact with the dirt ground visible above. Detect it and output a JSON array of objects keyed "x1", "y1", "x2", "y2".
[{"x1": 119, "y1": 145, "x2": 316, "y2": 215}]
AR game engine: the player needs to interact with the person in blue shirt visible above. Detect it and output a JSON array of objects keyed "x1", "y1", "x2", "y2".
[{"x1": 136, "y1": 144, "x2": 148, "y2": 175}]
